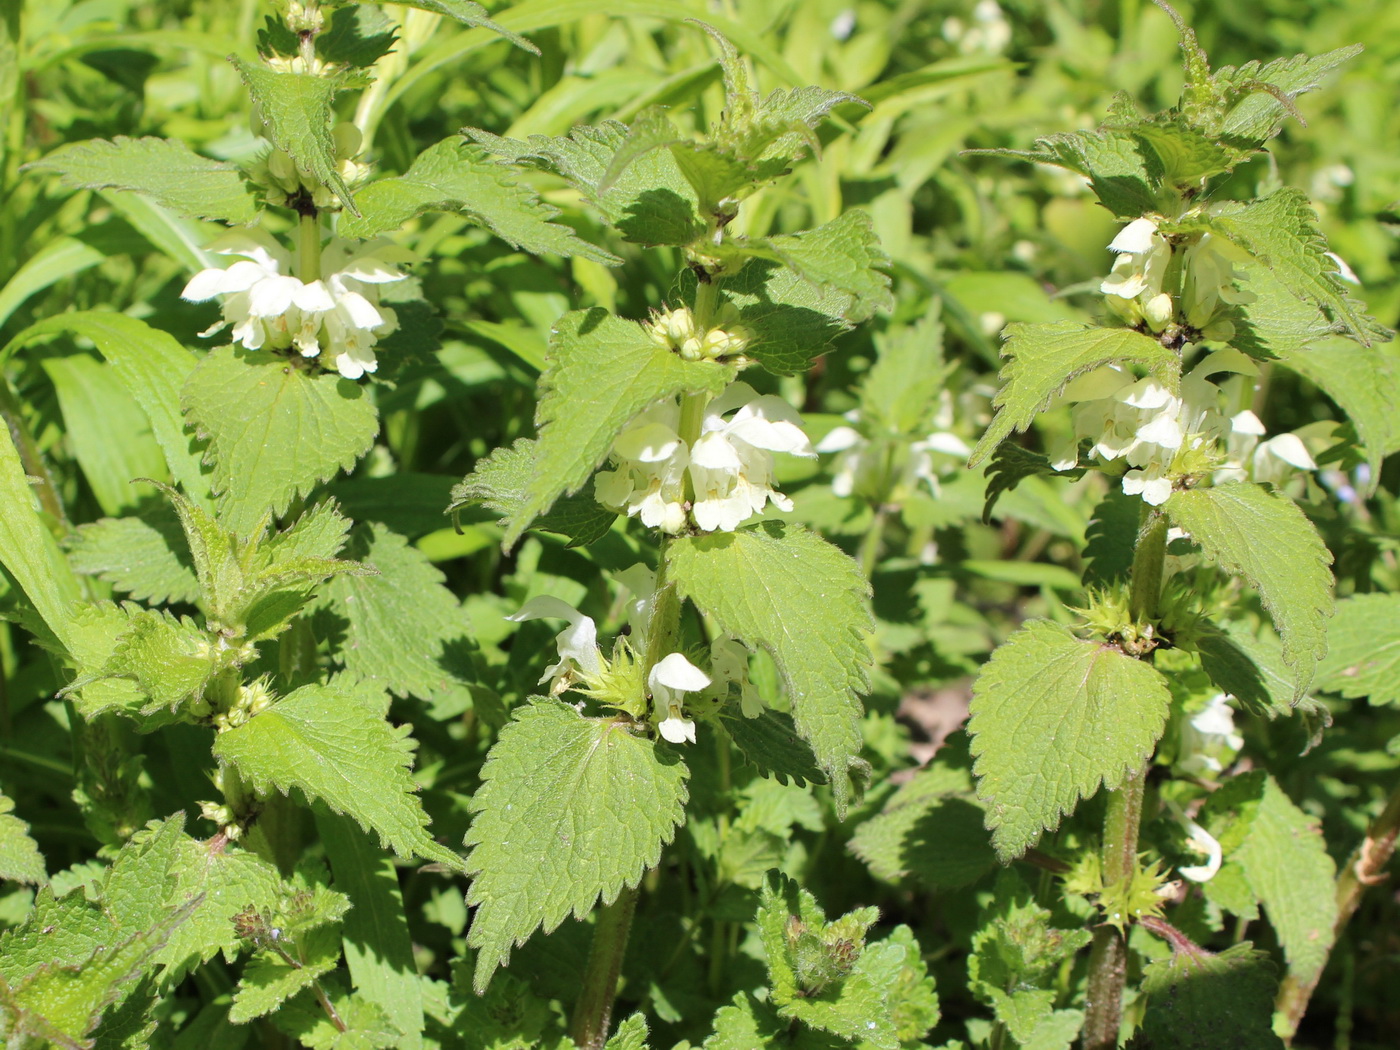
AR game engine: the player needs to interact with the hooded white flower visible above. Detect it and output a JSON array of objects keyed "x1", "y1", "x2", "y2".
[
  {"x1": 1181, "y1": 233, "x2": 1255, "y2": 331},
  {"x1": 182, "y1": 231, "x2": 414, "y2": 380},
  {"x1": 507, "y1": 595, "x2": 603, "y2": 694},
  {"x1": 649, "y1": 652, "x2": 711, "y2": 744},
  {"x1": 597, "y1": 382, "x2": 814, "y2": 534},
  {"x1": 1166, "y1": 801, "x2": 1225, "y2": 884},
  {"x1": 1102, "y1": 217, "x2": 1173, "y2": 331},
  {"x1": 1177, "y1": 693, "x2": 1244, "y2": 778}
]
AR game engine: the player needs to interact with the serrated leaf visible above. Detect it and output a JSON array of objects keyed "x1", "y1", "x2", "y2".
[
  {"x1": 968, "y1": 620, "x2": 1172, "y2": 859},
  {"x1": 27, "y1": 136, "x2": 259, "y2": 224},
  {"x1": 321, "y1": 524, "x2": 474, "y2": 700},
  {"x1": 1132, "y1": 941, "x2": 1282, "y2": 1050},
  {"x1": 848, "y1": 761, "x2": 995, "y2": 890},
  {"x1": 1082, "y1": 488, "x2": 1139, "y2": 588},
  {"x1": 1277, "y1": 336, "x2": 1400, "y2": 484},
  {"x1": 182, "y1": 346, "x2": 379, "y2": 535},
  {"x1": 451, "y1": 438, "x2": 617, "y2": 548},
  {"x1": 1129, "y1": 118, "x2": 1251, "y2": 184},
  {"x1": 0, "y1": 792, "x2": 45, "y2": 885},
  {"x1": 467, "y1": 122, "x2": 704, "y2": 246},
  {"x1": 68, "y1": 509, "x2": 200, "y2": 605},
  {"x1": 13, "y1": 312, "x2": 210, "y2": 506},
  {"x1": 755, "y1": 210, "x2": 892, "y2": 324},
  {"x1": 340, "y1": 139, "x2": 615, "y2": 263},
  {"x1": 505, "y1": 308, "x2": 734, "y2": 546},
  {"x1": 1200, "y1": 772, "x2": 1337, "y2": 982},
  {"x1": 1190, "y1": 621, "x2": 1314, "y2": 726},
  {"x1": 981, "y1": 444, "x2": 1081, "y2": 522},
  {"x1": 233, "y1": 60, "x2": 355, "y2": 212},
  {"x1": 392, "y1": 0, "x2": 538, "y2": 54},
  {"x1": 669, "y1": 522, "x2": 872, "y2": 817},
  {"x1": 604, "y1": 1014, "x2": 649, "y2": 1050},
  {"x1": 1315, "y1": 594, "x2": 1400, "y2": 704},
  {"x1": 103, "y1": 607, "x2": 214, "y2": 713},
  {"x1": 229, "y1": 924, "x2": 341, "y2": 1023},
  {"x1": 1207, "y1": 189, "x2": 1390, "y2": 347},
  {"x1": 214, "y1": 684, "x2": 465, "y2": 871},
  {"x1": 1217, "y1": 45, "x2": 1362, "y2": 145},
  {"x1": 982, "y1": 130, "x2": 1162, "y2": 218},
  {"x1": 717, "y1": 707, "x2": 826, "y2": 787},
  {"x1": 464, "y1": 701, "x2": 688, "y2": 992},
  {"x1": 272, "y1": 976, "x2": 402, "y2": 1050},
  {"x1": 969, "y1": 323, "x2": 1180, "y2": 467},
  {"x1": 859, "y1": 303, "x2": 947, "y2": 435},
  {"x1": 1166, "y1": 483, "x2": 1332, "y2": 697}
]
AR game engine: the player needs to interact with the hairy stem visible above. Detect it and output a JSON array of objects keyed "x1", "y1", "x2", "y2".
[
  {"x1": 1276, "y1": 778, "x2": 1400, "y2": 1042},
  {"x1": 1084, "y1": 505, "x2": 1166, "y2": 1049},
  {"x1": 569, "y1": 884, "x2": 640, "y2": 1050},
  {"x1": 297, "y1": 212, "x2": 322, "y2": 283}
]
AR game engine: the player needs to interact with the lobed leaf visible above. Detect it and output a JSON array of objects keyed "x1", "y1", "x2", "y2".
[
  {"x1": 669, "y1": 522, "x2": 872, "y2": 817},
  {"x1": 464, "y1": 701, "x2": 688, "y2": 992},
  {"x1": 968, "y1": 620, "x2": 1172, "y2": 859}
]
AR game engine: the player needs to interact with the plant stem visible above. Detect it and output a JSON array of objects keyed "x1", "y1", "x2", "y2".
[
  {"x1": 1276, "y1": 777, "x2": 1400, "y2": 1042},
  {"x1": 692, "y1": 273, "x2": 721, "y2": 329},
  {"x1": 858, "y1": 505, "x2": 889, "y2": 579},
  {"x1": 569, "y1": 884, "x2": 640, "y2": 1050},
  {"x1": 297, "y1": 212, "x2": 322, "y2": 283},
  {"x1": 1083, "y1": 504, "x2": 1167, "y2": 1050},
  {"x1": 0, "y1": 375, "x2": 67, "y2": 528}
]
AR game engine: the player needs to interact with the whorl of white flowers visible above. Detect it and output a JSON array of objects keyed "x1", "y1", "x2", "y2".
[
  {"x1": 596, "y1": 382, "x2": 815, "y2": 534},
  {"x1": 182, "y1": 229, "x2": 415, "y2": 380},
  {"x1": 815, "y1": 397, "x2": 971, "y2": 503},
  {"x1": 1050, "y1": 351, "x2": 1316, "y2": 505}
]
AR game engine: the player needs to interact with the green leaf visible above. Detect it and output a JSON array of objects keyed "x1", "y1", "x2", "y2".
[
  {"x1": 26, "y1": 136, "x2": 259, "y2": 224},
  {"x1": 214, "y1": 683, "x2": 465, "y2": 871},
  {"x1": 272, "y1": 975, "x2": 402, "y2": 1050},
  {"x1": 1166, "y1": 483, "x2": 1332, "y2": 697},
  {"x1": 0, "y1": 421, "x2": 83, "y2": 653},
  {"x1": 968, "y1": 620, "x2": 1172, "y2": 859},
  {"x1": 848, "y1": 758, "x2": 995, "y2": 890},
  {"x1": 12, "y1": 312, "x2": 211, "y2": 506},
  {"x1": 604, "y1": 1014, "x2": 649, "y2": 1050},
  {"x1": 341, "y1": 139, "x2": 616, "y2": 263},
  {"x1": 505, "y1": 308, "x2": 734, "y2": 546},
  {"x1": 42, "y1": 353, "x2": 170, "y2": 515},
  {"x1": 969, "y1": 323, "x2": 1180, "y2": 467},
  {"x1": 391, "y1": 0, "x2": 539, "y2": 54},
  {"x1": 233, "y1": 60, "x2": 355, "y2": 212},
  {"x1": 102, "y1": 607, "x2": 214, "y2": 714},
  {"x1": 0, "y1": 792, "x2": 45, "y2": 885},
  {"x1": 320, "y1": 524, "x2": 474, "y2": 701},
  {"x1": 467, "y1": 122, "x2": 704, "y2": 246},
  {"x1": 1200, "y1": 772, "x2": 1337, "y2": 982},
  {"x1": 1277, "y1": 336, "x2": 1400, "y2": 484},
  {"x1": 717, "y1": 707, "x2": 826, "y2": 787},
  {"x1": 1315, "y1": 594, "x2": 1400, "y2": 705},
  {"x1": 669, "y1": 522, "x2": 873, "y2": 817},
  {"x1": 1191, "y1": 621, "x2": 1327, "y2": 731},
  {"x1": 464, "y1": 701, "x2": 688, "y2": 992},
  {"x1": 0, "y1": 236, "x2": 104, "y2": 330},
  {"x1": 450, "y1": 438, "x2": 617, "y2": 548},
  {"x1": 317, "y1": 813, "x2": 423, "y2": 1050},
  {"x1": 979, "y1": 130, "x2": 1161, "y2": 218},
  {"x1": 229, "y1": 924, "x2": 341, "y2": 1024},
  {"x1": 182, "y1": 347, "x2": 379, "y2": 535},
  {"x1": 981, "y1": 444, "x2": 1081, "y2": 523},
  {"x1": 1128, "y1": 117, "x2": 1250, "y2": 184},
  {"x1": 68, "y1": 510, "x2": 199, "y2": 605},
  {"x1": 1133, "y1": 942, "x2": 1282, "y2": 1050},
  {"x1": 1207, "y1": 189, "x2": 1390, "y2": 347},
  {"x1": 754, "y1": 210, "x2": 892, "y2": 324},
  {"x1": 1216, "y1": 45, "x2": 1362, "y2": 145},
  {"x1": 859, "y1": 303, "x2": 947, "y2": 435},
  {"x1": 1082, "y1": 489, "x2": 1139, "y2": 588}
]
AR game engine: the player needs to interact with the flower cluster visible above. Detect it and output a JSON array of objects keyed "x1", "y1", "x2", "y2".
[
  {"x1": 1050, "y1": 352, "x2": 1316, "y2": 504},
  {"x1": 246, "y1": 123, "x2": 370, "y2": 210},
  {"x1": 508, "y1": 569, "x2": 763, "y2": 744},
  {"x1": 596, "y1": 382, "x2": 815, "y2": 534},
  {"x1": 182, "y1": 229, "x2": 414, "y2": 380},
  {"x1": 1101, "y1": 217, "x2": 1254, "y2": 338},
  {"x1": 645, "y1": 305, "x2": 751, "y2": 362}
]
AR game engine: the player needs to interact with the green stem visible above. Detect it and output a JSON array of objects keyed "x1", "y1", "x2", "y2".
[
  {"x1": 1276, "y1": 777, "x2": 1400, "y2": 1043},
  {"x1": 692, "y1": 274, "x2": 721, "y2": 329},
  {"x1": 569, "y1": 884, "x2": 640, "y2": 1050},
  {"x1": 297, "y1": 212, "x2": 322, "y2": 283},
  {"x1": 858, "y1": 505, "x2": 889, "y2": 580},
  {"x1": 1083, "y1": 505, "x2": 1167, "y2": 1050}
]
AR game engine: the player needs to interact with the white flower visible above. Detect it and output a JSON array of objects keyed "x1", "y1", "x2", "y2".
[
  {"x1": 507, "y1": 596, "x2": 603, "y2": 693},
  {"x1": 182, "y1": 231, "x2": 414, "y2": 380},
  {"x1": 709, "y1": 637, "x2": 763, "y2": 718},
  {"x1": 1181, "y1": 233, "x2": 1255, "y2": 330},
  {"x1": 650, "y1": 652, "x2": 711, "y2": 744},
  {"x1": 1168, "y1": 802, "x2": 1224, "y2": 884},
  {"x1": 597, "y1": 383, "x2": 814, "y2": 534},
  {"x1": 1214, "y1": 409, "x2": 1316, "y2": 488},
  {"x1": 1177, "y1": 693, "x2": 1244, "y2": 778},
  {"x1": 1103, "y1": 217, "x2": 1170, "y2": 299}
]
